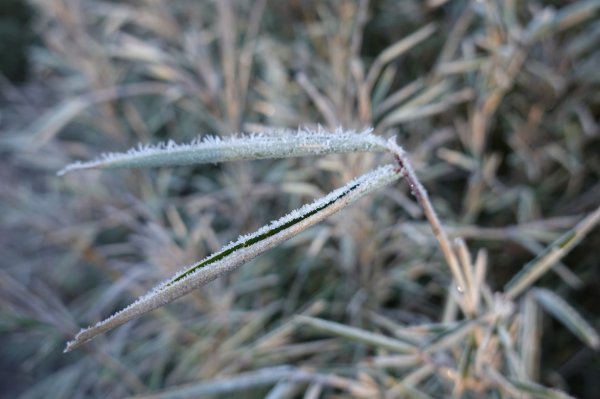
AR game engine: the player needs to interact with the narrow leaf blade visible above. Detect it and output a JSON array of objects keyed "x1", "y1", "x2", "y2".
[
  {"x1": 296, "y1": 315, "x2": 416, "y2": 353},
  {"x1": 64, "y1": 165, "x2": 400, "y2": 352},
  {"x1": 504, "y1": 205, "x2": 600, "y2": 298},
  {"x1": 533, "y1": 288, "x2": 600, "y2": 349},
  {"x1": 58, "y1": 127, "x2": 388, "y2": 175}
]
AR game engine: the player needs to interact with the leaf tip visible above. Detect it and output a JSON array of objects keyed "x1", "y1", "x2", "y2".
[
  {"x1": 57, "y1": 161, "x2": 94, "y2": 176},
  {"x1": 63, "y1": 337, "x2": 80, "y2": 353}
]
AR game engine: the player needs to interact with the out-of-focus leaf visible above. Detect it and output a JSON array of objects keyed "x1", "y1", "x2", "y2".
[{"x1": 533, "y1": 288, "x2": 600, "y2": 349}]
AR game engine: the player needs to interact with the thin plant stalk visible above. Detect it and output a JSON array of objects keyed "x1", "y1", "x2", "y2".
[{"x1": 385, "y1": 139, "x2": 469, "y2": 303}]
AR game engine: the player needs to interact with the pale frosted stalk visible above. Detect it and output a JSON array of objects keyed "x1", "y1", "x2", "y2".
[
  {"x1": 64, "y1": 165, "x2": 400, "y2": 352},
  {"x1": 521, "y1": 292, "x2": 541, "y2": 380}
]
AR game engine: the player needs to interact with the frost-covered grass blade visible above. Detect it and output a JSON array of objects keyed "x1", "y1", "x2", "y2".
[
  {"x1": 64, "y1": 165, "x2": 401, "y2": 352},
  {"x1": 57, "y1": 127, "x2": 388, "y2": 175}
]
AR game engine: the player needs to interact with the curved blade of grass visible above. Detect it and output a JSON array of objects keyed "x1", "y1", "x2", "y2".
[
  {"x1": 58, "y1": 127, "x2": 388, "y2": 175},
  {"x1": 364, "y1": 23, "x2": 437, "y2": 92},
  {"x1": 64, "y1": 165, "x2": 401, "y2": 352},
  {"x1": 509, "y1": 381, "x2": 575, "y2": 399},
  {"x1": 27, "y1": 82, "x2": 173, "y2": 150},
  {"x1": 504, "y1": 204, "x2": 600, "y2": 298},
  {"x1": 295, "y1": 315, "x2": 417, "y2": 353},
  {"x1": 485, "y1": 366, "x2": 575, "y2": 399},
  {"x1": 532, "y1": 288, "x2": 599, "y2": 349}
]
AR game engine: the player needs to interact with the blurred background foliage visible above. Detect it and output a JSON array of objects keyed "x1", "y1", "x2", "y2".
[
  {"x1": 0, "y1": 0, "x2": 599, "y2": 398},
  {"x1": 0, "y1": 0, "x2": 32, "y2": 82}
]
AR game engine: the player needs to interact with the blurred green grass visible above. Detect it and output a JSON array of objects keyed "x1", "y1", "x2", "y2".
[{"x1": 1, "y1": 0, "x2": 599, "y2": 398}]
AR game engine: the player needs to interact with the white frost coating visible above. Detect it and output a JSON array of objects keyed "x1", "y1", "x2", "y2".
[
  {"x1": 64, "y1": 164, "x2": 402, "y2": 352},
  {"x1": 57, "y1": 126, "x2": 388, "y2": 175},
  {"x1": 166, "y1": 164, "x2": 395, "y2": 283}
]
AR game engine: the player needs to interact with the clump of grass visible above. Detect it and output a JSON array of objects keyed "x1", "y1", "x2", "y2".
[
  {"x1": 2, "y1": 0, "x2": 600, "y2": 398},
  {"x1": 59, "y1": 126, "x2": 600, "y2": 399}
]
